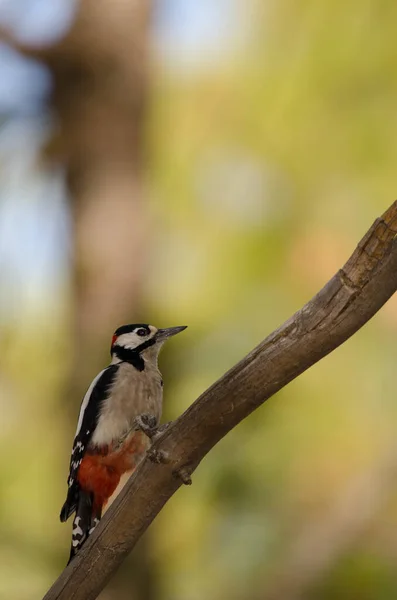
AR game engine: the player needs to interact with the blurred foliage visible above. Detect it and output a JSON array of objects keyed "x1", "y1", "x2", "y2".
[{"x1": 1, "y1": 1, "x2": 397, "y2": 599}]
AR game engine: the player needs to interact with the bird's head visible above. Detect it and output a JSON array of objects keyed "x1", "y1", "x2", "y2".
[{"x1": 110, "y1": 323, "x2": 187, "y2": 363}]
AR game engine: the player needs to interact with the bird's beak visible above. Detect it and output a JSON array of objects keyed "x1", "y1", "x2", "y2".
[{"x1": 155, "y1": 326, "x2": 187, "y2": 341}]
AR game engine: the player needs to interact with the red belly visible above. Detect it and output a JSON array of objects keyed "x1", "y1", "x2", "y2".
[{"x1": 77, "y1": 431, "x2": 148, "y2": 510}]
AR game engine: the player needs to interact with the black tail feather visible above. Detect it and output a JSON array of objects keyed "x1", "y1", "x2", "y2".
[
  {"x1": 67, "y1": 491, "x2": 101, "y2": 564},
  {"x1": 60, "y1": 484, "x2": 78, "y2": 523}
]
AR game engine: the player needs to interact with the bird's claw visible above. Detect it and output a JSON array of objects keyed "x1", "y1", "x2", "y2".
[
  {"x1": 135, "y1": 415, "x2": 172, "y2": 442},
  {"x1": 134, "y1": 414, "x2": 158, "y2": 438}
]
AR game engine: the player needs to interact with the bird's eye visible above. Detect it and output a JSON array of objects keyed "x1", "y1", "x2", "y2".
[{"x1": 136, "y1": 328, "x2": 148, "y2": 337}]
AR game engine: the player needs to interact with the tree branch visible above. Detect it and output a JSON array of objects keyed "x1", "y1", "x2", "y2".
[{"x1": 44, "y1": 201, "x2": 397, "y2": 600}]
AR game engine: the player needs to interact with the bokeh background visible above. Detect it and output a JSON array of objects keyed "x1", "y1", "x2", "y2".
[{"x1": 1, "y1": 1, "x2": 397, "y2": 599}]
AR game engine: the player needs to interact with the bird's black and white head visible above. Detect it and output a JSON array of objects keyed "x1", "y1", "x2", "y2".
[{"x1": 110, "y1": 323, "x2": 187, "y2": 369}]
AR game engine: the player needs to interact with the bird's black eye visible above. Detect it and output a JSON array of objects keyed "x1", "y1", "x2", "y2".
[{"x1": 136, "y1": 328, "x2": 148, "y2": 337}]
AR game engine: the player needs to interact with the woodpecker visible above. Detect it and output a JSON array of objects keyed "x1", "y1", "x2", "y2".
[{"x1": 60, "y1": 323, "x2": 187, "y2": 563}]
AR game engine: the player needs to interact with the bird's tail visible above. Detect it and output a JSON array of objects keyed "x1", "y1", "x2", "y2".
[{"x1": 67, "y1": 491, "x2": 101, "y2": 564}]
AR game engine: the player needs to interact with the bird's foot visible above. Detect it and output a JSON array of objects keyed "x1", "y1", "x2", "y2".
[
  {"x1": 134, "y1": 413, "x2": 158, "y2": 437},
  {"x1": 135, "y1": 414, "x2": 171, "y2": 441}
]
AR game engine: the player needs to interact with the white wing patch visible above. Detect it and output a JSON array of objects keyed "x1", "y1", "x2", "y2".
[
  {"x1": 67, "y1": 369, "x2": 108, "y2": 488},
  {"x1": 75, "y1": 369, "x2": 107, "y2": 437}
]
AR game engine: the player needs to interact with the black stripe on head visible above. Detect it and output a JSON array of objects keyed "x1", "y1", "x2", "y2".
[
  {"x1": 113, "y1": 346, "x2": 145, "y2": 371},
  {"x1": 111, "y1": 324, "x2": 153, "y2": 356},
  {"x1": 134, "y1": 337, "x2": 157, "y2": 353},
  {"x1": 113, "y1": 336, "x2": 157, "y2": 371},
  {"x1": 114, "y1": 324, "x2": 151, "y2": 337}
]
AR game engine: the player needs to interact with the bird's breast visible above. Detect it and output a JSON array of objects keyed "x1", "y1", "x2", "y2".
[{"x1": 90, "y1": 362, "x2": 163, "y2": 447}]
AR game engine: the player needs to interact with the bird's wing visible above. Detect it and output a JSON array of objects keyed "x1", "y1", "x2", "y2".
[{"x1": 60, "y1": 365, "x2": 119, "y2": 522}]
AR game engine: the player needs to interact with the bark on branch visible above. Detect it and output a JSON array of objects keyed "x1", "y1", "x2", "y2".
[{"x1": 44, "y1": 201, "x2": 397, "y2": 600}]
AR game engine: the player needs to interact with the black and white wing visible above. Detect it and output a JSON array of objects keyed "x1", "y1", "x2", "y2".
[{"x1": 60, "y1": 365, "x2": 119, "y2": 522}]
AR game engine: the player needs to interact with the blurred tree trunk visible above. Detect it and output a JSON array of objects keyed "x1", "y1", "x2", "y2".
[
  {"x1": 15, "y1": 1, "x2": 156, "y2": 598},
  {"x1": 48, "y1": 0, "x2": 153, "y2": 389}
]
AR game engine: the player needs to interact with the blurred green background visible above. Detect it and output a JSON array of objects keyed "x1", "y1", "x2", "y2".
[{"x1": 1, "y1": 1, "x2": 397, "y2": 599}]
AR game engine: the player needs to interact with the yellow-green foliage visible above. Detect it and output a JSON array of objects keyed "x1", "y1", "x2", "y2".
[{"x1": 2, "y1": 2, "x2": 397, "y2": 599}]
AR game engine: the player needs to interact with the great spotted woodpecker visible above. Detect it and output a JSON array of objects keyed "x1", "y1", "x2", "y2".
[{"x1": 60, "y1": 323, "x2": 187, "y2": 563}]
